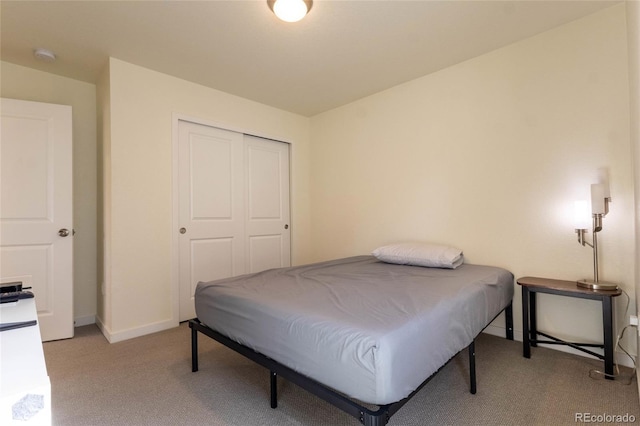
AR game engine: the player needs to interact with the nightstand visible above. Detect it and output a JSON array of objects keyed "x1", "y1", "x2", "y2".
[{"x1": 517, "y1": 276, "x2": 622, "y2": 379}]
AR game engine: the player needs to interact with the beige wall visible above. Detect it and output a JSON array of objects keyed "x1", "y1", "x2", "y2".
[
  {"x1": 310, "y1": 4, "x2": 634, "y2": 357},
  {"x1": 96, "y1": 63, "x2": 111, "y2": 328},
  {"x1": 1, "y1": 61, "x2": 98, "y2": 326},
  {"x1": 2, "y1": 4, "x2": 636, "y2": 360},
  {"x1": 98, "y1": 58, "x2": 311, "y2": 341},
  {"x1": 626, "y1": 0, "x2": 640, "y2": 385}
]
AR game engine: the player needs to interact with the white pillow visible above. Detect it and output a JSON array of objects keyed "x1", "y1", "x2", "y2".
[{"x1": 372, "y1": 242, "x2": 464, "y2": 269}]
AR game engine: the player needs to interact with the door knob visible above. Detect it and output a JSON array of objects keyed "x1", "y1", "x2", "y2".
[
  {"x1": 179, "y1": 227, "x2": 187, "y2": 234},
  {"x1": 58, "y1": 228, "x2": 70, "y2": 237}
]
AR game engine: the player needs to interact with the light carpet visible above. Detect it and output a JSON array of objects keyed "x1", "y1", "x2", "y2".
[{"x1": 43, "y1": 323, "x2": 639, "y2": 425}]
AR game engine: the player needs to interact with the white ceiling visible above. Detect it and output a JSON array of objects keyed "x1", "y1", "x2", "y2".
[{"x1": 0, "y1": 0, "x2": 620, "y2": 117}]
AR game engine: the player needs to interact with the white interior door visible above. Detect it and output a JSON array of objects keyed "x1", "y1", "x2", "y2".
[
  {"x1": 244, "y1": 135, "x2": 290, "y2": 273},
  {"x1": 0, "y1": 98, "x2": 74, "y2": 341},
  {"x1": 178, "y1": 121, "x2": 245, "y2": 321}
]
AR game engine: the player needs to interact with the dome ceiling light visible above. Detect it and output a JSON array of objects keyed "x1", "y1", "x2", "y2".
[{"x1": 268, "y1": 0, "x2": 313, "y2": 23}]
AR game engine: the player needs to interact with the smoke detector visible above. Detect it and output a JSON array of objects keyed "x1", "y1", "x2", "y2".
[{"x1": 33, "y1": 48, "x2": 56, "y2": 62}]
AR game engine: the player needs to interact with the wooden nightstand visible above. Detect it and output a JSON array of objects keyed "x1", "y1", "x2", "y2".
[{"x1": 517, "y1": 276, "x2": 622, "y2": 379}]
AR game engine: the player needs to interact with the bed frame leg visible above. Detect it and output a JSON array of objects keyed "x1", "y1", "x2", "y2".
[
  {"x1": 191, "y1": 321, "x2": 199, "y2": 373},
  {"x1": 362, "y1": 412, "x2": 387, "y2": 426},
  {"x1": 469, "y1": 340, "x2": 476, "y2": 395},
  {"x1": 505, "y1": 302, "x2": 514, "y2": 340},
  {"x1": 270, "y1": 371, "x2": 278, "y2": 409}
]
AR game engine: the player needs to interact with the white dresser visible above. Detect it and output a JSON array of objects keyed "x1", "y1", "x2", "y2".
[{"x1": 0, "y1": 297, "x2": 51, "y2": 425}]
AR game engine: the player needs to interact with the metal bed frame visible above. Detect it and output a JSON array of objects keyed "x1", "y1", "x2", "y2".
[{"x1": 189, "y1": 302, "x2": 513, "y2": 426}]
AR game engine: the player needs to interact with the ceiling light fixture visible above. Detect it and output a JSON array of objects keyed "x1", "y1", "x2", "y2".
[
  {"x1": 268, "y1": 0, "x2": 312, "y2": 23},
  {"x1": 33, "y1": 48, "x2": 56, "y2": 63}
]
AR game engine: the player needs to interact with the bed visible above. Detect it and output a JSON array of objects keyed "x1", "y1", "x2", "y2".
[{"x1": 189, "y1": 254, "x2": 514, "y2": 425}]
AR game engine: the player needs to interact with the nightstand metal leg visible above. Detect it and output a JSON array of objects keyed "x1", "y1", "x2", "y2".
[
  {"x1": 602, "y1": 297, "x2": 614, "y2": 380},
  {"x1": 522, "y1": 287, "x2": 530, "y2": 358},
  {"x1": 529, "y1": 291, "x2": 537, "y2": 348}
]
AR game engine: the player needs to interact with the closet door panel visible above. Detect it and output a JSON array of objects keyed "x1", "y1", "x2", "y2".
[
  {"x1": 178, "y1": 121, "x2": 244, "y2": 321},
  {"x1": 245, "y1": 135, "x2": 291, "y2": 273}
]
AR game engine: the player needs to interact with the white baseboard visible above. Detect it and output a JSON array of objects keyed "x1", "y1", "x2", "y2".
[
  {"x1": 95, "y1": 317, "x2": 177, "y2": 343},
  {"x1": 536, "y1": 340, "x2": 636, "y2": 369},
  {"x1": 94, "y1": 316, "x2": 109, "y2": 340},
  {"x1": 74, "y1": 315, "x2": 96, "y2": 327},
  {"x1": 481, "y1": 325, "x2": 636, "y2": 369}
]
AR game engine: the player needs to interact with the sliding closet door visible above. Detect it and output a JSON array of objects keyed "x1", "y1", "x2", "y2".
[
  {"x1": 178, "y1": 122, "x2": 245, "y2": 321},
  {"x1": 177, "y1": 121, "x2": 290, "y2": 321},
  {"x1": 244, "y1": 135, "x2": 290, "y2": 273}
]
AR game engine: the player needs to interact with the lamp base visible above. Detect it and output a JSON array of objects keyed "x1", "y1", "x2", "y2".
[{"x1": 576, "y1": 279, "x2": 618, "y2": 291}]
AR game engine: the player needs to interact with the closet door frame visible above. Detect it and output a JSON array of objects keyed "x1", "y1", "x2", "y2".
[{"x1": 171, "y1": 113, "x2": 292, "y2": 323}]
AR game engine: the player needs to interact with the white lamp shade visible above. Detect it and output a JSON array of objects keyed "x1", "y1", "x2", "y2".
[
  {"x1": 272, "y1": 0, "x2": 310, "y2": 22},
  {"x1": 591, "y1": 183, "x2": 606, "y2": 214},
  {"x1": 574, "y1": 200, "x2": 591, "y2": 229},
  {"x1": 597, "y1": 167, "x2": 611, "y2": 198}
]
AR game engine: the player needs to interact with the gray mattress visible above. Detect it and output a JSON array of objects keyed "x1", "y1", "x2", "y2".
[{"x1": 195, "y1": 255, "x2": 514, "y2": 405}]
